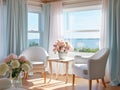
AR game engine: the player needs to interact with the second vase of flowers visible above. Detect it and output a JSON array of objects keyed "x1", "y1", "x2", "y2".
[
  {"x1": 53, "y1": 40, "x2": 73, "y2": 59},
  {"x1": 58, "y1": 52, "x2": 68, "y2": 59}
]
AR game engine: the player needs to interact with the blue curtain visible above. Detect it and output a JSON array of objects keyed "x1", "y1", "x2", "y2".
[
  {"x1": 0, "y1": 0, "x2": 7, "y2": 61},
  {"x1": 41, "y1": 4, "x2": 50, "y2": 51},
  {"x1": 108, "y1": 0, "x2": 120, "y2": 86},
  {"x1": 6, "y1": 0, "x2": 27, "y2": 55}
]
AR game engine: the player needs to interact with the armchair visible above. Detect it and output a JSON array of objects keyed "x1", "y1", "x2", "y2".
[
  {"x1": 20, "y1": 46, "x2": 49, "y2": 83},
  {"x1": 72, "y1": 48, "x2": 110, "y2": 90}
]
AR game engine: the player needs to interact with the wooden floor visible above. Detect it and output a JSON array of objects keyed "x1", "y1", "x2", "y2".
[{"x1": 22, "y1": 73, "x2": 120, "y2": 90}]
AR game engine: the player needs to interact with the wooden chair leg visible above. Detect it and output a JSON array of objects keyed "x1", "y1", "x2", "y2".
[
  {"x1": 89, "y1": 80, "x2": 92, "y2": 90},
  {"x1": 96, "y1": 79, "x2": 99, "y2": 83},
  {"x1": 23, "y1": 72, "x2": 26, "y2": 79},
  {"x1": 72, "y1": 74, "x2": 75, "y2": 86},
  {"x1": 101, "y1": 78, "x2": 106, "y2": 88},
  {"x1": 26, "y1": 72, "x2": 28, "y2": 79},
  {"x1": 43, "y1": 71, "x2": 46, "y2": 84},
  {"x1": 24, "y1": 72, "x2": 28, "y2": 79}
]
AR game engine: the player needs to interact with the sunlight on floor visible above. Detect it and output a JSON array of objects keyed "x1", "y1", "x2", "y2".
[
  {"x1": 27, "y1": 78, "x2": 72, "y2": 90},
  {"x1": 22, "y1": 73, "x2": 120, "y2": 90},
  {"x1": 25, "y1": 77, "x2": 107, "y2": 90}
]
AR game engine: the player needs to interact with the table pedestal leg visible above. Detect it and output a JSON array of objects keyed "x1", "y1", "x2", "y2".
[
  {"x1": 66, "y1": 62, "x2": 68, "y2": 83},
  {"x1": 56, "y1": 62, "x2": 58, "y2": 79},
  {"x1": 49, "y1": 61, "x2": 52, "y2": 80}
]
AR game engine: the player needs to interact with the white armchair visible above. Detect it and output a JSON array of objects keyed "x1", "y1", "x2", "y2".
[
  {"x1": 72, "y1": 48, "x2": 110, "y2": 90},
  {"x1": 20, "y1": 46, "x2": 49, "y2": 83}
]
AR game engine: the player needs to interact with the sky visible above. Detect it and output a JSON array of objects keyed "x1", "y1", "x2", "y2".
[
  {"x1": 28, "y1": 13, "x2": 39, "y2": 31},
  {"x1": 63, "y1": 9, "x2": 102, "y2": 31}
]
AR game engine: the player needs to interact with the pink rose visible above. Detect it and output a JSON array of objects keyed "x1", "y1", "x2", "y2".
[
  {"x1": 53, "y1": 40, "x2": 73, "y2": 53},
  {"x1": 19, "y1": 56, "x2": 27, "y2": 63},
  {"x1": 4, "y1": 53, "x2": 18, "y2": 63}
]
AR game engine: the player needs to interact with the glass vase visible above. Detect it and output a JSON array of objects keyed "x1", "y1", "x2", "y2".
[
  {"x1": 11, "y1": 73, "x2": 22, "y2": 88},
  {"x1": 58, "y1": 52, "x2": 68, "y2": 60}
]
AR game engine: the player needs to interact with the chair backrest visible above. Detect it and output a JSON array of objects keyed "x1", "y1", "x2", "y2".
[
  {"x1": 20, "y1": 46, "x2": 49, "y2": 63},
  {"x1": 91, "y1": 48, "x2": 110, "y2": 61}
]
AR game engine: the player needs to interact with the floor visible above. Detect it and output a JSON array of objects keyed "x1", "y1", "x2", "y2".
[{"x1": 22, "y1": 73, "x2": 120, "y2": 90}]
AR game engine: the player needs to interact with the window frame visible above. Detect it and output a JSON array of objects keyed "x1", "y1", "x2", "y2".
[
  {"x1": 62, "y1": 5, "x2": 102, "y2": 53},
  {"x1": 63, "y1": 5, "x2": 102, "y2": 31},
  {"x1": 27, "y1": 10, "x2": 41, "y2": 47}
]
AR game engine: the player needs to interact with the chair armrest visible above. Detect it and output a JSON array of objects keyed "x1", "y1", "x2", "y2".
[
  {"x1": 74, "y1": 55, "x2": 90, "y2": 64},
  {"x1": 88, "y1": 58, "x2": 106, "y2": 79}
]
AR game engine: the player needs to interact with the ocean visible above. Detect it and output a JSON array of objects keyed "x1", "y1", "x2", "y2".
[
  {"x1": 28, "y1": 38, "x2": 99, "y2": 49},
  {"x1": 65, "y1": 38, "x2": 99, "y2": 49}
]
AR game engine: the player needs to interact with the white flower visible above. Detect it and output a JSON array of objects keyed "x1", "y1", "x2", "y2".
[
  {"x1": 10, "y1": 60, "x2": 20, "y2": 69},
  {"x1": 25, "y1": 61, "x2": 33, "y2": 69},
  {"x1": 22, "y1": 63, "x2": 31, "y2": 71},
  {"x1": 0, "y1": 63, "x2": 9, "y2": 75}
]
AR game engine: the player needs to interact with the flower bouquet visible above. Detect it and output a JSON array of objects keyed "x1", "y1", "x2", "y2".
[
  {"x1": 0, "y1": 53, "x2": 33, "y2": 87},
  {"x1": 53, "y1": 40, "x2": 73, "y2": 59}
]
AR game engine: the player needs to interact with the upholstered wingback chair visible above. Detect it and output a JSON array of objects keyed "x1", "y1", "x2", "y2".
[
  {"x1": 20, "y1": 46, "x2": 49, "y2": 83},
  {"x1": 72, "y1": 48, "x2": 110, "y2": 90}
]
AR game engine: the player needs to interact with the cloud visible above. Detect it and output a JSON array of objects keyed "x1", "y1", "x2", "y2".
[
  {"x1": 96, "y1": 41, "x2": 99, "y2": 46},
  {"x1": 77, "y1": 42, "x2": 86, "y2": 48}
]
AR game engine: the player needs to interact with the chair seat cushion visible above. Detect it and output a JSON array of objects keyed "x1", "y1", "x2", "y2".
[
  {"x1": 72, "y1": 64, "x2": 88, "y2": 78},
  {"x1": 0, "y1": 78, "x2": 11, "y2": 89},
  {"x1": 31, "y1": 61, "x2": 45, "y2": 73},
  {"x1": 31, "y1": 61, "x2": 44, "y2": 65}
]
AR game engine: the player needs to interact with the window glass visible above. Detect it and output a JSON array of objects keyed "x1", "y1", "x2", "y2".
[
  {"x1": 63, "y1": 9, "x2": 101, "y2": 53},
  {"x1": 63, "y1": 10, "x2": 101, "y2": 30},
  {"x1": 28, "y1": 13, "x2": 39, "y2": 31},
  {"x1": 28, "y1": 33, "x2": 40, "y2": 47},
  {"x1": 28, "y1": 12, "x2": 40, "y2": 47}
]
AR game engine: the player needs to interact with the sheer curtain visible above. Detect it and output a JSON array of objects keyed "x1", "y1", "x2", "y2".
[
  {"x1": 0, "y1": 0, "x2": 7, "y2": 62},
  {"x1": 6, "y1": 0, "x2": 27, "y2": 55},
  {"x1": 100, "y1": 0, "x2": 109, "y2": 49},
  {"x1": 48, "y1": 1, "x2": 63, "y2": 57},
  {"x1": 100, "y1": 0, "x2": 110, "y2": 82},
  {"x1": 48, "y1": 1, "x2": 70, "y2": 74}
]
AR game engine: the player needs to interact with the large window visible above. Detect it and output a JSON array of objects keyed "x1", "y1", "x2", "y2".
[
  {"x1": 63, "y1": 6, "x2": 102, "y2": 53},
  {"x1": 28, "y1": 12, "x2": 40, "y2": 47}
]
